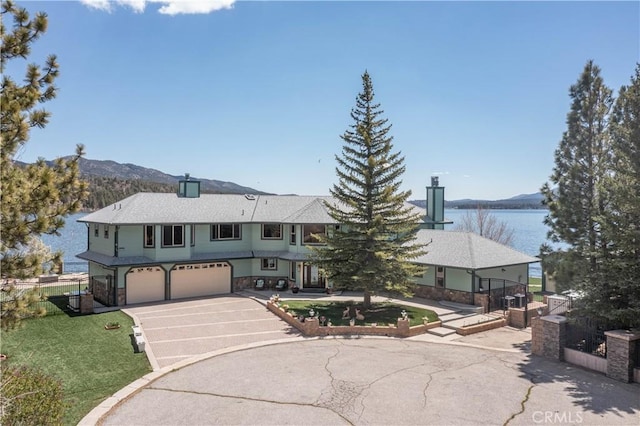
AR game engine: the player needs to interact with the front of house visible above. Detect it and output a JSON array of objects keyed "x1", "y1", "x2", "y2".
[{"x1": 77, "y1": 178, "x2": 538, "y2": 307}]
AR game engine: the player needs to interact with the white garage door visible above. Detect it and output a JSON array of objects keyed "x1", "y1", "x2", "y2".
[
  {"x1": 126, "y1": 267, "x2": 165, "y2": 305},
  {"x1": 170, "y1": 262, "x2": 231, "y2": 299}
]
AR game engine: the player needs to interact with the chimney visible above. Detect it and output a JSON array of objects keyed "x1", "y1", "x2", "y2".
[
  {"x1": 177, "y1": 173, "x2": 200, "y2": 198},
  {"x1": 426, "y1": 177, "x2": 445, "y2": 230}
]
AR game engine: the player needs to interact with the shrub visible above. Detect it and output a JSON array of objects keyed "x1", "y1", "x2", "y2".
[{"x1": 1, "y1": 365, "x2": 65, "y2": 425}]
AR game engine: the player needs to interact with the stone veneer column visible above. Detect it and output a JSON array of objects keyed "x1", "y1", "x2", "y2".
[
  {"x1": 79, "y1": 293, "x2": 94, "y2": 314},
  {"x1": 541, "y1": 315, "x2": 567, "y2": 361},
  {"x1": 531, "y1": 317, "x2": 543, "y2": 356},
  {"x1": 604, "y1": 330, "x2": 640, "y2": 383}
]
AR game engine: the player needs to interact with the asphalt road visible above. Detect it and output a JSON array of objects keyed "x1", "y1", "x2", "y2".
[{"x1": 101, "y1": 338, "x2": 640, "y2": 426}]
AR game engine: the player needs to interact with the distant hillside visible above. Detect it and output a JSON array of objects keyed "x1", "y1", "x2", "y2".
[
  {"x1": 73, "y1": 158, "x2": 265, "y2": 195},
  {"x1": 410, "y1": 192, "x2": 546, "y2": 210},
  {"x1": 16, "y1": 158, "x2": 268, "y2": 210}
]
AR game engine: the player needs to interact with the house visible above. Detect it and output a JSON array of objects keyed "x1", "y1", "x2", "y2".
[{"x1": 77, "y1": 177, "x2": 538, "y2": 307}]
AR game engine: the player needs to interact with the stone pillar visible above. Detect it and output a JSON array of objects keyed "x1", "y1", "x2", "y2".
[
  {"x1": 604, "y1": 330, "x2": 640, "y2": 383},
  {"x1": 79, "y1": 293, "x2": 94, "y2": 314},
  {"x1": 304, "y1": 317, "x2": 319, "y2": 336},
  {"x1": 531, "y1": 316, "x2": 543, "y2": 356},
  {"x1": 397, "y1": 319, "x2": 410, "y2": 337},
  {"x1": 541, "y1": 315, "x2": 567, "y2": 361}
]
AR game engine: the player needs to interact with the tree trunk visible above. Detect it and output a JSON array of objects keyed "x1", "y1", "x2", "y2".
[{"x1": 363, "y1": 291, "x2": 371, "y2": 310}]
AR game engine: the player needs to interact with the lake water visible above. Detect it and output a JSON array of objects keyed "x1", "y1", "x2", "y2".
[{"x1": 43, "y1": 209, "x2": 553, "y2": 277}]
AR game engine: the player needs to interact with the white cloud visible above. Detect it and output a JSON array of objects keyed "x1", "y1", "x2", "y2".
[
  {"x1": 80, "y1": 0, "x2": 113, "y2": 12},
  {"x1": 79, "y1": 0, "x2": 235, "y2": 15},
  {"x1": 432, "y1": 171, "x2": 450, "y2": 176},
  {"x1": 156, "y1": 0, "x2": 235, "y2": 15}
]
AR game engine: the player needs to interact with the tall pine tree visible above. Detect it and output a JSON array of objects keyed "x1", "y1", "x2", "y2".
[
  {"x1": 312, "y1": 71, "x2": 426, "y2": 308},
  {"x1": 1, "y1": 0, "x2": 88, "y2": 281},
  {"x1": 597, "y1": 65, "x2": 640, "y2": 327},
  {"x1": 540, "y1": 61, "x2": 615, "y2": 317}
]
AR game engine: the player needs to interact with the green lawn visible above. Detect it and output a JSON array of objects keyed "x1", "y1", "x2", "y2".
[
  {"x1": 282, "y1": 300, "x2": 438, "y2": 327},
  {"x1": 529, "y1": 276, "x2": 542, "y2": 293},
  {"x1": 1, "y1": 311, "x2": 152, "y2": 425}
]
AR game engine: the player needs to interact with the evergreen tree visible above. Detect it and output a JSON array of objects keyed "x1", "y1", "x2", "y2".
[
  {"x1": 540, "y1": 61, "x2": 614, "y2": 317},
  {"x1": 1, "y1": 0, "x2": 88, "y2": 281},
  {"x1": 312, "y1": 71, "x2": 426, "y2": 308},
  {"x1": 596, "y1": 65, "x2": 640, "y2": 327}
]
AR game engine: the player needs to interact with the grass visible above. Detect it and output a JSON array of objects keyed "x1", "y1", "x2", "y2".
[
  {"x1": 282, "y1": 300, "x2": 438, "y2": 327},
  {"x1": 528, "y1": 276, "x2": 544, "y2": 302},
  {"x1": 1, "y1": 311, "x2": 152, "y2": 425}
]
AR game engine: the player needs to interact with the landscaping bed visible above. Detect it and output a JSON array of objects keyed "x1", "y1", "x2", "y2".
[
  {"x1": 280, "y1": 300, "x2": 438, "y2": 327},
  {"x1": 0, "y1": 311, "x2": 152, "y2": 425}
]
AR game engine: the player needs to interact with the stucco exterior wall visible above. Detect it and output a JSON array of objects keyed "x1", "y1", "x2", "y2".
[
  {"x1": 479, "y1": 265, "x2": 528, "y2": 284},
  {"x1": 445, "y1": 268, "x2": 471, "y2": 291},
  {"x1": 415, "y1": 266, "x2": 435, "y2": 286},
  {"x1": 88, "y1": 224, "x2": 114, "y2": 255},
  {"x1": 117, "y1": 225, "x2": 143, "y2": 257}
]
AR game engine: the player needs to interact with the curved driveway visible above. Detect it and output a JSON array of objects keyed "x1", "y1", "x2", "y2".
[{"x1": 101, "y1": 338, "x2": 640, "y2": 425}]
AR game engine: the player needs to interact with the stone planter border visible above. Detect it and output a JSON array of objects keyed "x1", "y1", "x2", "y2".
[{"x1": 267, "y1": 301, "x2": 441, "y2": 338}]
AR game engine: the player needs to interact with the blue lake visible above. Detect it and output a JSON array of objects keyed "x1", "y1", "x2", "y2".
[{"x1": 44, "y1": 209, "x2": 553, "y2": 277}]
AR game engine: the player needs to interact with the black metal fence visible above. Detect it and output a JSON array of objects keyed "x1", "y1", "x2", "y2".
[
  {"x1": 479, "y1": 278, "x2": 528, "y2": 312},
  {"x1": 566, "y1": 317, "x2": 609, "y2": 358},
  {"x1": 1, "y1": 276, "x2": 90, "y2": 316}
]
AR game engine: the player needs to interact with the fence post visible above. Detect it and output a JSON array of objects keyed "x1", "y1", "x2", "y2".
[
  {"x1": 604, "y1": 330, "x2": 640, "y2": 383},
  {"x1": 540, "y1": 315, "x2": 567, "y2": 361}
]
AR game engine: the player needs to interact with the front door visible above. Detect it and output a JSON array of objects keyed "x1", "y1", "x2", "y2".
[{"x1": 303, "y1": 264, "x2": 325, "y2": 289}]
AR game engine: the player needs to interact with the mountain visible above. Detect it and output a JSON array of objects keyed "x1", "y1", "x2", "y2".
[
  {"x1": 73, "y1": 158, "x2": 265, "y2": 194},
  {"x1": 15, "y1": 157, "x2": 267, "y2": 210},
  {"x1": 410, "y1": 192, "x2": 546, "y2": 210}
]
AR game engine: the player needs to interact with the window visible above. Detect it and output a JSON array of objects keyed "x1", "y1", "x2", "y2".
[
  {"x1": 289, "y1": 225, "x2": 296, "y2": 245},
  {"x1": 262, "y1": 223, "x2": 282, "y2": 239},
  {"x1": 94, "y1": 224, "x2": 99, "y2": 237},
  {"x1": 144, "y1": 225, "x2": 154, "y2": 248},
  {"x1": 261, "y1": 258, "x2": 277, "y2": 270},
  {"x1": 211, "y1": 224, "x2": 241, "y2": 240},
  {"x1": 303, "y1": 224, "x2": 326, "y2": 244},
  {"x1": 290, "y1": 261, "x2": 296, "y2": 280},
  {"x1": 162, "y1": 225, "x2": 184, "y2": 247},
  {"x1": 191, "y1": 225, "x2": 196, "y2": 247},
  {"x1": 103, "y1": 225, "x2": 109, "y2": 239},
  {"x1": 436, "y1": 266, "x2": 445, "y2": 288}
]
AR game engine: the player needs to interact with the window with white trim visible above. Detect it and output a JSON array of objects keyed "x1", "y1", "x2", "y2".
[
  {"x1": 211, "y1": 224, "x2": 241, "y2": 240},
  {"x1": 144, "y1": 225, "x2": 154, "y2": 248},
  {"x1": 303, "y1": 224, "x2": 326, "y2": 244},
  {"x1": 162, "y1": 225, "x2": 184, "y2": 247},
  {"x1": 94, "y1": 224, "x2": 99, "y2": 237},
  {"x1": 261, "y1": 258, "x2": 277, "y2": 270},
  {"x1": 262, "y1": 223, "x2": 282, "y2": 239},
  {"x1": 290, "y1": 261, "x2": 296, "y2": 280},
  {"x1": 289, "y1": 225, "x2": 296, "y2": 245},
  {"x1": 103, "y1": 225, "x2": 109, "y2": 239},
  {"x1": 436, "y1": 266, "x2": 445, "y2": 288}
]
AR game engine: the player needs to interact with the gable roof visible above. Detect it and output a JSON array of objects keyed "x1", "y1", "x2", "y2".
[
  {"x1": 79, "y1": 193, "x2": 425, "y2": 225},
  {"x1": 413, "y1": 229, "x2": 539, "y2": 270}
]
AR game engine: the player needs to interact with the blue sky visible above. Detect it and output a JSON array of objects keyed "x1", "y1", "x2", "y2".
[{"x1": 11, "y1": 1, "x2": 639, "y2": 200}]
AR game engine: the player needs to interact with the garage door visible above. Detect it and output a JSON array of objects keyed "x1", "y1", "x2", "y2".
[
  {"x1": 170, "y1": 262, "x2": 231, "y2": 299},
  {"x1": 126, "y1": 267, "x2": 165, "y2": 304}
]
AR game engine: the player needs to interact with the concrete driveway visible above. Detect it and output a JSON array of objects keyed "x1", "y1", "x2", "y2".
[
  {"x1": 101, "y1": 337, "x2": 640, "y2": 426},
  {"x1": 124, "y1": 295, "x2": 300, "y2": 369}
]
